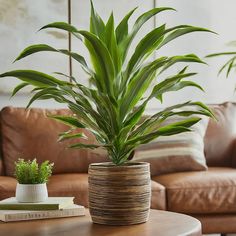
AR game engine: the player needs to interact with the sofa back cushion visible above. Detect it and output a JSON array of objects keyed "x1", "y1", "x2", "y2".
[
  {"x1": 204, "y1": 102, "x2": 236, "y2": 167},
  {"x1": 0, "y1": 106, "x2": 107, "y2": 177}
]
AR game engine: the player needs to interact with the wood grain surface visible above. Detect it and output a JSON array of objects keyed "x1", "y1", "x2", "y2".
[
  {"x1": 0, "y1": 209, "x2": 202, "y2": 236},
  {"x1": 88, "y1": 162, "x2": 151, "y2": 225}
]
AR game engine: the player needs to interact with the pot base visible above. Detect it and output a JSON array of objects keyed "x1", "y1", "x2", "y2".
[{"x1": 90, "y1": 210, "x2": 150, "y2": 226}]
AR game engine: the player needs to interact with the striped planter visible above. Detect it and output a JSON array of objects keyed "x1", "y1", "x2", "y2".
[{"x1": 88, "y1": 162, "x2": 151, "y2": 225}]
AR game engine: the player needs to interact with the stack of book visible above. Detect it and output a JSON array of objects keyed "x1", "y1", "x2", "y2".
[{"x1": 0, "y1": 197, "x2": 85, "y2": 222}]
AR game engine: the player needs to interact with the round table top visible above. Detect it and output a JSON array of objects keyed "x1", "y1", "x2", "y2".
[{"x1": 0, "y1": 209, "x2": 202, "y2": 236}]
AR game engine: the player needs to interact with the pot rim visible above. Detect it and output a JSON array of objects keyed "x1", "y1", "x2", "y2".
[
  {"x1": 89, "y1": 161, "x2": 149, "y2": 168},
  {"x1": 16, "y1": 183, "x2": 47, "y2": 186}
]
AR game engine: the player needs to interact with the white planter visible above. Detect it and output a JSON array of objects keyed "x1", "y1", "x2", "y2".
[{"x1": 16, "y1": 183, "x2": 48, "y2": 203}]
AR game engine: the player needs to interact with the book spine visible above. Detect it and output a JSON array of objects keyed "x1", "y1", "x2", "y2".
[
  {"x1": 0, "y1": 205, "x2": 59, "y2": 211},
  {"x1": 4, "y1": 208, "x2": 85, "y2": 222}
]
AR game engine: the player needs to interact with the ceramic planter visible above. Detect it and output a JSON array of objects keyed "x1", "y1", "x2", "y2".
[
  {"x1": 16, "y1": 183, "x2": 48, "y2": 203},
  {"x1": 88, "y1": 162, "x2": 151, "y2": 225}
]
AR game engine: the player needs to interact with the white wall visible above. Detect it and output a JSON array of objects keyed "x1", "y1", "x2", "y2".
[
  {"x1": 1, "y1": 0, "x2": 236, "y2": 110},
  {"x1": 153, "y1": 0, "x2": 236, "y2": 109}
]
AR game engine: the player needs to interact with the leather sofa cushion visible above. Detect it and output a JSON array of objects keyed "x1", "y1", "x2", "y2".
[
  {"x1": 0, "y1": 106, "x2": 107, "y2": 176},
  {"x1": 194, "y1": 214, "x2": 236, "y2": 234},
  {"x1": 47, "y1": 174, "x2": 89, "y2": 207},
  {"x1": 151, "y1": 180, "x2": 166, "y2": 210},
  {"x1": 205, "y1": 102, "x2": 236, "y2": 166},
  {"x1": 0, "y1": 176, "x2": 17, "y2": 200},
  {"x1": 153, "y1": 167, "x2": 236, "y2": 214}
]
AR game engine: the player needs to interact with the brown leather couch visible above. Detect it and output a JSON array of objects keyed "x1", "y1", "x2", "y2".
[{"x1": 0, "y1": 102, "x2": 236, "y2": 234}]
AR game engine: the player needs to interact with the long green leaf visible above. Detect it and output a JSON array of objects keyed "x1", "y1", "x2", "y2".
[
  {"x1": 79, "y1": 30, "x2": 115, "y2": 96},
  {"x1": 105, "y1": 13, "x2": 121, "y2": 74},
  {"x1": 69, "y1": 143, "x2": 103, "y2": 149},
  {"x1": 58, "y1": 132, "x2": 86, "y2": 142},
  {"x1": 11, "y1": 82, "x2": 29, "y2": 97},
  {"x1": 14, "y1": 44, "x2": 92, "y2": 75},
  {"x1": 217, "y1": 57, "x2": 236, "y2": 76},
  {"x1": 126, "y1": 24, "x2": 166, "y2": 75},
  {"x1": 130, "y1": 101, "x2": 213, "y2": 138},
  {"x1": 14, "y1": 44, "x2": 56, "y2": 62},
  {"x1": 90, "y1": 0, "x2": 106, "y2": 40},
  {"x1": 26, "y1": 87, "x2": 67, "y2": 108},
  {"x1": 58, "y1": 49, "x2": 93, "y2": 75},
  {"x1": 115, "y1": 7, "x2": 137, "y2": 44},
  {"x1": 157, "y1": 25, "x2": 215, "y2": 50},
  {"x1": 39, "y1": 22, "x2": 79, "y2": 32},
  {"x1": 206, "y1": 52, "x2": 236, "y2": 58},
  {"x1": 148, "y1": 72, "x2": 198, "y2": 102},
  {"x1": 120, "y1": 57, "x2": 168, "y2": 119},
  {"x1": 120, "y1": 7, "x2": 175, "y2": 61},
  {"x1": 159, "y1": 54, "x2": 205, "y2": 74},
  {"x1": 127, "y1": 117, "x2": 200, "y2": 146},
  {"x1": 39, "y1": 21, "x2": 82, "y2": 40},
  {"x1": 0, "y1": 70, "x2": 66, "y2": 87},
  {"x1": 48, "y1": 115, "x2": 86, "y2": 128}
]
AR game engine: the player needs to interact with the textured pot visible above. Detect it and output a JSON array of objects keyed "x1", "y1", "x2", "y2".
[
  {"x1": 88, "y1": 162, "x2": 151, "y2": 225},
  {"x1": 16, "y1": 183, "x2": 48, "y2": 203}
]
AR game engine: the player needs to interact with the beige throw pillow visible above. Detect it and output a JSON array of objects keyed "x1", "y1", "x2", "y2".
[{"x1": 133, "y1": 116, "x2": 209, "y2": 176}]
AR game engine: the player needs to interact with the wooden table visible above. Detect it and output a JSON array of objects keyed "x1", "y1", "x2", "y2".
[{"x1": 0, "y1": 209, "x2": 202, "y2": 236}]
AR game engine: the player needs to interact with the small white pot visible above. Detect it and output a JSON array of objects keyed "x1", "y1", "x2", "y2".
[{"x1": 16, "y1": 183, "x2": 48, "y2": 203}]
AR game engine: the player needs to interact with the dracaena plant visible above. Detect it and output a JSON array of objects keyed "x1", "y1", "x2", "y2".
[
  {"x1": 0, "y1": 1, "x2": 214, "y2": 165},
  {"x1": 207, "y1": 41, "x2": 236, "y2": 81}
]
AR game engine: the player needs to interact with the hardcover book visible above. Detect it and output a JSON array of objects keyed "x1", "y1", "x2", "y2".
[
  {"x1": 0, "y1": 204, "x2": 85, "y2": 222},
  {"x1": 0, "y1": 197, "x2": 74, "y2": 210}
]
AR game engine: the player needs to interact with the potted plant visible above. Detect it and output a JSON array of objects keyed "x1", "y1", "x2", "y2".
[
  {"x1": 1, "y1": 1, "x2": 214, "y2": 225},
  {"x1": 15, "y1": 159, "x2": 54, "y2": 203}
]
